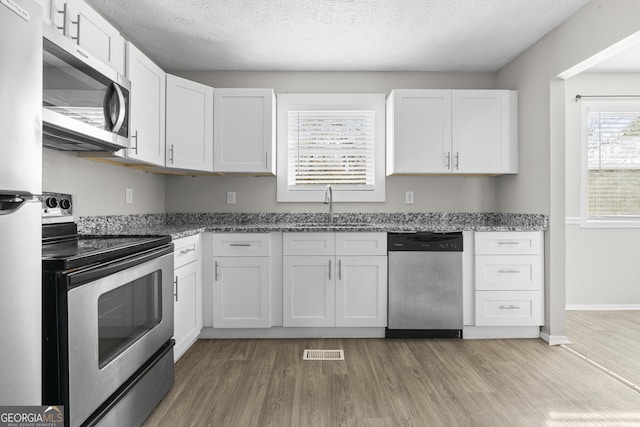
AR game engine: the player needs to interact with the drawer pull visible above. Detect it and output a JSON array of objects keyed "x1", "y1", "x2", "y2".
[
  {"x1": 499, "y1": 305, "x2": 520, "y2": 310},
  {"x1": 498, "y1": 269, "x2": 520, "y2": 274},
  {"x1": 497, "y1": 241, "x2": 520, "y2": 246},
  {"x1": 230, "y1": 243, "x2": 251, "y2": 247},
  {"x1": 179, "y1": 247, "x2": 195, "y2": 255}
]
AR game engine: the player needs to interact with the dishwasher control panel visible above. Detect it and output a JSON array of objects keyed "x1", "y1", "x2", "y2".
[{"x1": 388, "y1": 232, "x2": 463, "y2": 251}]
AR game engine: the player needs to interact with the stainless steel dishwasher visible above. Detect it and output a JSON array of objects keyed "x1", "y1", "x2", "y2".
[{"x1": 386, "y1": 232, "x2": 463, "y2": 338}]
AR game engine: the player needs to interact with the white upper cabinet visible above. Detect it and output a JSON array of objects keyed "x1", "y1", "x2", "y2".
[
  {"x1": 213, "y1": 88, "x2": 276, "y2": 174},
  {"x1": 452, "y1": 90, "x2": 518, "y2": 174},
  {"x1": 386, "y1": 89, "x2": 518, "y2": 175},
  {"x1": 166, "y1": 74, "x2": 214, "y2": 172},
  {"x1": 386, "y1": 90, "x2": 452, "y2": 174},
  {"x1": 46, "y1": 0, "x2": 126, "y2": 75},
  {"x1": 125, "y1": 42, "x2": 166, "y2": 166}
]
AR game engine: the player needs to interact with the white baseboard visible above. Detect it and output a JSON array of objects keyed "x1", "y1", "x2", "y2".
[
  {"x1": 566, "y1": 304, "x2": 640, "y2": 311},
  {"x1": 540, "y1": 331, "x2": 571, "y2": 346},
  {"x1": 463, "y1": 326, "x2": 541, "y2": 340}
]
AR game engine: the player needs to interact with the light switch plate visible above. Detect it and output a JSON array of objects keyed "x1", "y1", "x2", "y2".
[{"x1": 125, "y1": 187, "x2": 133, "y2": 204}]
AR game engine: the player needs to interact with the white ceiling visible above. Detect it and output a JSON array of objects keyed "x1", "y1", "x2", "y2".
[{"x1": 87, "y1": 0, "x2": 592, "y2": 72}]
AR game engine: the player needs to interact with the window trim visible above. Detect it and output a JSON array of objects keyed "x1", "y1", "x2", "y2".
[
  {"x1": 581, "y1": 99, "x2": 640, "y2": 228},
  {"x1": 276, "y1": 93, "x2": 386, "y2": 202}
]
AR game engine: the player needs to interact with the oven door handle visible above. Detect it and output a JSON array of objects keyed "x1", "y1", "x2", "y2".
[{"x1": 67, "y1": 244, "x2": 174, "y2": 288}]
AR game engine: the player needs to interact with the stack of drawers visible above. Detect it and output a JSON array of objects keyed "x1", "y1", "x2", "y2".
[{"x1": 474, "y1": 232, "x2": 544, "y2": 326}]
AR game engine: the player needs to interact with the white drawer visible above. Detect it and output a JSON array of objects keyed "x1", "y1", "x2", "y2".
[
  {"x1": 475, "y1": 255, "x2": 542, "y2": 291},
  {"x1": 475, "y1": 231, "x2": 542, "y2": 255},
  {"x1": 212, "y1": 233, "x2": 271, "y2": 257},
  {"x1": 283, "y1": 232, "x2": 334, "y2": 256},
  {"x1": 173, "y1": 234, "x2": 200, "y2": 269},
  {"x1": 335, "y1": 232, "x2": 387, "y2": 256},
  {"x1": 475, "y1": 291, "x2": 543, "y2": 326}
]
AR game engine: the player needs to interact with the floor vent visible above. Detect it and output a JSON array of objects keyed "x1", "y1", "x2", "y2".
[{"x1": 303, "y1": 349, "x2": 345, "y2": 360}]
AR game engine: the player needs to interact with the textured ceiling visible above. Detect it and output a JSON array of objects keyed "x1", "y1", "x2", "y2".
[{"x1": 86, "y1": 0, "x2": 591, "y2": 72}]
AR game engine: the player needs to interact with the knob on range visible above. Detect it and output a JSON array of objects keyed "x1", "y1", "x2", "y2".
[
  {"x1": 45, "y1": 197, "x2": 58, "y2": 208},
  {"x1": 59, "y1": 199, "x2": 71, "y2": 210}
]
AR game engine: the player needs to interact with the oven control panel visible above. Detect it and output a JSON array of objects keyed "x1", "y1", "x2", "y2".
[{"x1": 41, "y1": 192, "x2": 74, "y2": 223}]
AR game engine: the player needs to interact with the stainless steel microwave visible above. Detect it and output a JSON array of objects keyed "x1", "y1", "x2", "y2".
[{"x1": 43, "y1": 25, "x2": 130, "y2": 152}]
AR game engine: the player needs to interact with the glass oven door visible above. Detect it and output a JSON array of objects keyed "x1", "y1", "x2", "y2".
[{"x1": 65, "y1": 247, "x2": 173, "y2": 427}]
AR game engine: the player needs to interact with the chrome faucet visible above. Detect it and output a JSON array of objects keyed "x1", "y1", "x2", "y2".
[{"x1": 323, "y1": 184, "x2": 334, "y2": 223}]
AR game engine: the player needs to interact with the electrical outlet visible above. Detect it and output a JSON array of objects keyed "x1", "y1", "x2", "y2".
[
  {"x1": 226, "y1": 191, "x2": 236, "y2": 204},
  {"x1": 125, "y1": 187, "x2": 133, "y2": 204},
  {"x1": 405, "y1": 191, "x2": 414, "y2": 204}
]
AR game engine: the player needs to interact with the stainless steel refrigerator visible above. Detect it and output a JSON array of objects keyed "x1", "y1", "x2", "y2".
[{"x1": 0, "y1": 0, "x2": 43, "y2": 405}]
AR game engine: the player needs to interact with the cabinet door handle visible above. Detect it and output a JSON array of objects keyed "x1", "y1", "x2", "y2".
[
  {"x1": 55, "y1": 3, "x2": 67, "y2": 34},
  {"x1": 498, "y1": 269, "x2": 520, "y2": 274},
  {"x1": 338, "y1": 259, "x2": 342, "y2": 280},
  {"x1": 446, "y1": 152, "x2": 451, "y2": 169},
  {"x1": 498, "y1": 241, "x2": 520, "y2": 246},
  {"x1": 499, "y1": 305, "x2": 520, "y2": 310},
  {"x1": 174, "y1": 276, "x2": 179, "y2": 302},
  {"x1": 130, "y1": 130, "x2": 139, "y2": 154},
  {"x1": 230, "y1": 243, "x2": 251, "y2": 247},
  {"x1": 455, "y1": 152, "x2": 459, "y2": 170},
  {"x1": 70, "y1": 14, "x2": 80, "y2": 44},
  {"x1": 214, "y1": 261, "x2": 220, "y2": 281},
  {"x1": 328, "y1": 259, "x2": 332, "y2": 280},
  {"x1": 169, "y1": 144, "x2": 175, "y2": 164},
  {"x1": 265, "y1": 151, "x2": 268, "y2": 169}
]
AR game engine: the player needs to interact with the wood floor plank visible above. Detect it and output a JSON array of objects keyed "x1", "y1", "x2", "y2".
[
  {"x1": 143, "y1": 336, "x2": 640, "y2": 427},
  {"x1": 566, "y1": 310, "x2": 640, "y2": 387}
]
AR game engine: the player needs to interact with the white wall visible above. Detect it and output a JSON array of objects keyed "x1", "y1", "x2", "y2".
[
  {"x1": 165, "y1": 71, "x2": 500, "y2": 213},
  {"x1": 565, "y1": 73, "x2": 640, "y2": 307},
  {"x1": 496, "y1": 0, "x2": 640, "y2": 341},
  {"x1": 43, "y1": 149, "x2": 166, "y2": 216}
]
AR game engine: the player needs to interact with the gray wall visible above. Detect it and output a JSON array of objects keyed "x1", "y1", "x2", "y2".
[
  {"x1": 565, "y1": 73, "x2": 640, "y2": 307},
  {"x1": 43, "y1": 149, "x2": 166, "y2": 216},
  {"x1": 496, "y1": 0, "x2": 640, "y2": 341},
  {"x1": 164, "y1": 71, "x2": 500, "y2": 214}
]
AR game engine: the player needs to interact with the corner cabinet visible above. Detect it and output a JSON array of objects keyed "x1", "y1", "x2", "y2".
[
  {"x1": 213, "y1": 88, "x2": 276, "y2": 174},
  {"x1": 212, "y1": 234, "x2": 271, "y2": 328},
  {"x1": 474, "y1": 231, "x2": 543, "y2": 327},
  {"x1": 282, "y1": 232, "x2": 387, "y2": 327},
  {"x1": 173, "y1": 234, "x2": 203, "y2": 361},
  {"x1": 165, "y1": 74, "x2": 214, "y2": 172},
  {"x1": 124, "y1": 42, "x2": 166, "y2": 166},
  {"x1": 386, "y1": 89, "x2": 518, "y2": 175}
]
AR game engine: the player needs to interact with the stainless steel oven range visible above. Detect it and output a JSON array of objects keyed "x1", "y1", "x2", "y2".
[{"x1": 41, "y1": 193, "x2": 175, "y2": 427}]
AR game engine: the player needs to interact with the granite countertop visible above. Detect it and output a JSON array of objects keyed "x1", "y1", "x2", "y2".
[{"x1": 78, "y1": 212, "x2": 549, "y2": 240}]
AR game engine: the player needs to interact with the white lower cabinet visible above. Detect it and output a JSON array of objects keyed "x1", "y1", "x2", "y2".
[
  {"x1": 474, "y1": 231, "x2": 544, "y2": 327},
  {"x1": 173, "y1": 234, "x2": 202, "y2": 361},
  {"x1": 282, "y1": 232, "x2": 387, "y2": 327},
  {"x1": 212, "y1": 234, "x2": 271, "y2": 328},
  {"x1": 336, "y1": 255, "x2": 387, "y2": 327}
]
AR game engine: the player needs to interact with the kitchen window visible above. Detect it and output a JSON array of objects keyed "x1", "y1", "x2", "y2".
[
  {"x1": 582, "y1": 100, "x2": 640, "y2": 227},
  {"x1": 276, "y1": 93, "x2": 385, "y2": 202}
]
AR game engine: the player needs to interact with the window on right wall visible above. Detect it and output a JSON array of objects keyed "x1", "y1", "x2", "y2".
[{"x1": 582, "y1": 100, "x2": 640, "y2": 227}]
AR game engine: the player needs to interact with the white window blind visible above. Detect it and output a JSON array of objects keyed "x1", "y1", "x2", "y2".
[
  {"x1": 287, "y1": 110, "x2": 375, "y2": 190},
  {"x1": 587, "y1": 110, "x2": 640, "y2": 218}
]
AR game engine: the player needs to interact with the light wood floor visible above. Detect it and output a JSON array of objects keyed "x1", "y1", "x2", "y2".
[
  {"x1": 566, "y1": 310, "x2": 640, "y2": 389},
  {"x1": 144, "y1": 334, "x2": 640, "y2": 426}
]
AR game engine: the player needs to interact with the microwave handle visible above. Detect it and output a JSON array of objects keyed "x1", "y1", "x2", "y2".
[{"x1": 105, "y1": 83, "x2": 126, "y2": 134}]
